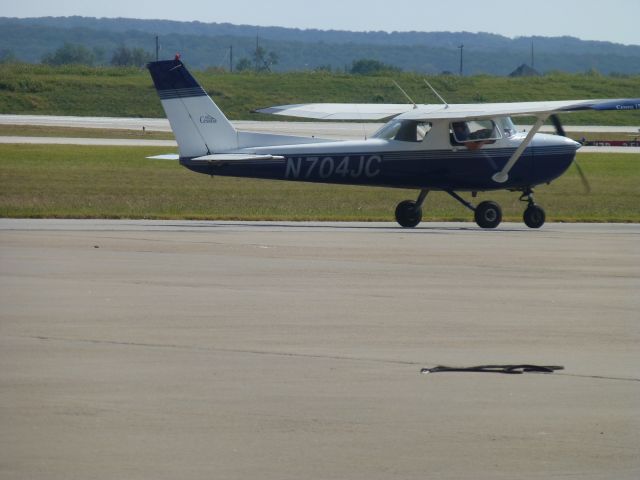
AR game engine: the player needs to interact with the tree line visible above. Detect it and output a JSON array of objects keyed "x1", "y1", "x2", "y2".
[
  {"x1": 25, "y1": 42, "x2": 402, "y2": 75},
  {"x1": 39, "y1": 43, "x2": 154, "y2": 67}
]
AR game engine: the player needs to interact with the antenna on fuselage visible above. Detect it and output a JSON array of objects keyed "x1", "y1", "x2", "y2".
[
  {"x1": 423, "y1": 79, "x2": 449, "y2": 108},
  {"x1": 392, "y1": 80, "x2": 418, "y2": 109}
]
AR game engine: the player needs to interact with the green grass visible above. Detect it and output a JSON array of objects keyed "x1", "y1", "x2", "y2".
[
  {"x1": 1, "y1": 144, "x2": 638, "y2": 222},
  {"x1": 1, "y1": 63, "x2": 639, "y2": 125},
  {"x1": 0, "y1": 124, "x2": 175, "y2": 140}
]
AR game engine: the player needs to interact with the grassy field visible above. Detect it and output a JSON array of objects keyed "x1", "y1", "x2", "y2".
[
  {"x1": 0, "y1": 124, "x2": 174, "y2": 140},
  {"x1": 1, "y1": 63, "x2": 639, "y2": 125},
  {"x1": 1, "y1": 144, "x2": 638, "y2": 222}
]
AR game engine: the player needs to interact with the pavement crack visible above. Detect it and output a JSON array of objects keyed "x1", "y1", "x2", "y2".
[
  {"x1": 556, "y1": 373, "x2": 640, "y2": 383},
  {"x1": 25, "y1": 335, "x2": 421, "y2": 366},
  {"x1": 23, "y1": 336, "x2": 640, "y2": 382}
]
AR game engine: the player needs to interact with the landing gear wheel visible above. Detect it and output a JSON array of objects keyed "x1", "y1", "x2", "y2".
[
  {"x1": 474, "y1": 201, "x2": 502, "y2": 229},
  {"x1": 395, "y1": 200, "x2": 423, "y2": 228},
  {"x1": 524, "y1": 205, "x2": 546, "y2": 229}
]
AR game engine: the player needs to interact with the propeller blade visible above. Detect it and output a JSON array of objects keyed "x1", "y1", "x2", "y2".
[
  {"x1": 573, "y1": 158, "x2": 591, "y2": 194},
  {"x1": 550, "y1": 114, "x2": 566, "y2": 137},
  {"x1": 551, "y1": 114, "x2": 589, "y2": 192}
]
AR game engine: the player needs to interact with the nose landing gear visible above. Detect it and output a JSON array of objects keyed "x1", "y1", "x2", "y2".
[{"x1": 520, "y1": 189, "x2": 546, "y2": 229}]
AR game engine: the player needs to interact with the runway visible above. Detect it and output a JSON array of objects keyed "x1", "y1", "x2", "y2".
[
  {"x1": 1, "y1": 114, "x2": 638, "y2": 152},
  {"x1": 2, "y1": 114, "x2": 639, "y2": 134},
  {"x1": 1, "y1": 219, "x2": 639, "y2": 479}
]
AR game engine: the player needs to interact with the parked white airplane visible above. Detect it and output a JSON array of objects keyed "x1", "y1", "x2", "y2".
[{"x1": 148, "y1": 57, "x2": 639, "y2": 228}]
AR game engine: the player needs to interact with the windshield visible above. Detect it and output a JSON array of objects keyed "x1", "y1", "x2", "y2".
[{"x1": 498, "y1": 117, "x2": 518, "y2": 137}]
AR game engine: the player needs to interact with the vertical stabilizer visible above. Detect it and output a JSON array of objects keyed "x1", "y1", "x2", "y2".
[{"x1": 147, "y1": 59, "x2": 238, "y2": 157}]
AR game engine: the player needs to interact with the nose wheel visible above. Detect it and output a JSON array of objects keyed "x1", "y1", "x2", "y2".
[{"x1": 520, "y1": 189, "x2": 546, "y2": 229}]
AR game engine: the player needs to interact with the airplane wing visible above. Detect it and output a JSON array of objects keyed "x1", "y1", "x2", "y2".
[
  {"x1": 397, "y1": 98, "x2": 640, "y2": 121},
  {"x1": 255, "y1": 103, "x2": 417, "y2": 120},
  {"x1": 256, "y1": 99, "x2": 640, "y2": 121}
]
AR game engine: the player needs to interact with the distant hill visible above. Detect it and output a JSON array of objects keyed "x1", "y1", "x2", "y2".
[{"x1": 1, "y1": 16, "x2": 640, "y2": 75}]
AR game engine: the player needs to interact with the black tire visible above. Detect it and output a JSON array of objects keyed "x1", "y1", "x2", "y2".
[
  {"x1": 395, "y1": 200, "x2": 423, "y2": 228},
  {"x1": 523, "y1": 205, "x2": 546, "y2": 229},
  {"x1": 474, "y1": 201, "x2": 502, "y2": 229}
]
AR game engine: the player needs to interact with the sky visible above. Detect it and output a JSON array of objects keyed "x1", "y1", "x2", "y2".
[{"x1": 2, "y1": 0, "x2": 640, "y2": 45}]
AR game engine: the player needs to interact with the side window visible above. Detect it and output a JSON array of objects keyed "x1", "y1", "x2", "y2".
[
  {"x1": 374, "y1": 120, "x2": 432, "y2": 142},
  {"x1": 415, "y1": 122, "x2": 432, "y2": 142},
  {"x1": 450, "y1": 120, "x2": 500, "y2": 145},
  {"x1": 393, "y1": 121, "x2": 433, "y2": 142}
]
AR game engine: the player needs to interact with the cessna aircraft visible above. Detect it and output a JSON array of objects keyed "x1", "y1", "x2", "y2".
[{"x1": 147, "y1": 57, "x2": 639, "y2": 229}]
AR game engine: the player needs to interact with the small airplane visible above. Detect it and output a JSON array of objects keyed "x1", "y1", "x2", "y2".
[{"x1": 147, "y1": 57, "x2": 639, "y2": 229}]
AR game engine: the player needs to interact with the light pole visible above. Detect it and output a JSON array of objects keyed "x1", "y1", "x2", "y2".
[{"x1": 458, "y1": 44, "x2": 464, "y2": 76}]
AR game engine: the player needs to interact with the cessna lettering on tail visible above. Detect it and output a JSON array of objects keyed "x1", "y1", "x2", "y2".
[
  {"x1": 285, "y1": 155, "x2": 381, "y2": 180},
  {"x1": 199, "y1": 114, "x2": 217, "y2": 124}
]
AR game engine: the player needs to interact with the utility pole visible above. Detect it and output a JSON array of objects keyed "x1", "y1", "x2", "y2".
[
  {"x1": 229, "y1": 45, "x2": 233, "y2": 73},
  {"x1": 255, "y1": 30, "x2": 259, "y2": 72},
  {"x1": 458, "y1": 44, "x2": 464, "y2": 76},
  {"x1": 531, "y1": 40, "x2": 534, "y2": 68},
  {"x1": 155, "y1": 35, "x2": 159, "y2": 61}
]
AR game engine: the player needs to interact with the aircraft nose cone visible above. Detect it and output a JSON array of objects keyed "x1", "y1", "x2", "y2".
[
  {"x1": 531, "y1": 133, "x2": 579, "y2": 184},
  {"x1": 569, "y1": 138, "x2": 582, "y2": 150},
  {"x1": 556, "y1": 135, "x2": 581, "y2": 150}
]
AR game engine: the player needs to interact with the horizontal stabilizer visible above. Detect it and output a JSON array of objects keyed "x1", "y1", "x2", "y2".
[
  {"x1": 147, "y1": 154, "x2": 180, "y2": 160},
  {"x1": 190, "y1": 153, "x2": 286, "y2": 165}
]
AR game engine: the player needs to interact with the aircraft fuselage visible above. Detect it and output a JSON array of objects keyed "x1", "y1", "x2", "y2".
[{"x1": 182, "y1": 131, "x2": 577, "y2": 192}]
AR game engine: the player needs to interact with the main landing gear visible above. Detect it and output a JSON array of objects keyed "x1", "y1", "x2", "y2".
[
  {"x1": 394, "y1": 188, "x2": 546, "y2": 229},
  {"x1": 394, "y1": 190, "x2": 429, "y2": 228}
]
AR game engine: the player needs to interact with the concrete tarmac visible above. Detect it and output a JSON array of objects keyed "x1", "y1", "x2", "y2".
[
  {"x1": 2, "y1": 114, "x2": 639, "y2": 135},
  {"x1": 1, "y1": 219, "x2": 639, "y2": 479},
  {"x1": 1, "y1": 114, "x2": 638, "y2": 152}
]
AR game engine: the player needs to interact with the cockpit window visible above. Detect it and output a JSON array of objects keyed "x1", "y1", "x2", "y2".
[
  {"x1": 374, "y1": 120, "x2": 432, "y2": 142},
  {"x1": 450, "y1": 120, "x2": 501, "y2": 145}
]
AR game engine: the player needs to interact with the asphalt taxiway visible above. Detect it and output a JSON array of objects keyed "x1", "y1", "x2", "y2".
[
  {"x1": 1, "y1": 219, "x2": 638, "y2": 479},
  {"x1": 2, "y1": 114, "x2": 638, "y2": 152}
]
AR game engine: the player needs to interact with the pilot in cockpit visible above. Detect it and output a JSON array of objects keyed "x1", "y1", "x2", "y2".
[{"x1": 452, "y1": 121, "x2": 470, "y2": 142}]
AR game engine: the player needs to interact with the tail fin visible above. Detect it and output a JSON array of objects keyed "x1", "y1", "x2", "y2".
[{"x1": 147, "y1": 59, "x2": 238, "y2": 157}]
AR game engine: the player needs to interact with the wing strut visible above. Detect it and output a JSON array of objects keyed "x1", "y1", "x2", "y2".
[{"x1": 492, "y1": 116, "x2": 548, "y2": 184}]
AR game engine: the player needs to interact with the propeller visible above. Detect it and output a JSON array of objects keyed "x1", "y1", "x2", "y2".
[
  {"x1": 549, "y1": 114, "x2": 566, "y2": 137},
  {"x1": 550, "y1": 114, "x2": 591, "y2": 194}
]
